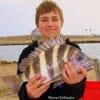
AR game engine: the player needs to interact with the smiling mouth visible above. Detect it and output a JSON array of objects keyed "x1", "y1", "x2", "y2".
[{"x1": 47, "y1": 29, "x2": 55, "y2": 32}]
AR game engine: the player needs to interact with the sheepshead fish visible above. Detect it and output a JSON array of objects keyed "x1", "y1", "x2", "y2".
[{"x1": 18, "y1": 37, "x2": 93, "y2": 86}]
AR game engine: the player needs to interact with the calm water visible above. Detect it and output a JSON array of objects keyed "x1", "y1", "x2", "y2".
[
  {"x1": 0, "y1": 45, "x2": 27, "y2": 61},
  {"x1": 0, "y1": 43, "x2": 100, "y2": 61}
]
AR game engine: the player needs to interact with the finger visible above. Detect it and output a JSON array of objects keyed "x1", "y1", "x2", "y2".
[
  {"x1": 62, "y1": 68, "x2": 70, "y2": 83},
  {"x1": 32, "y1": 77, "x2": 46, "y2": 89},
  {"x1": 36, "y1": 82, "x2": 50, "y2": 96},
  {"x1": 62, "y1": 67, "x2": 80, "y2": 85},
  {"x1": 67, "y1": 62, "x2": 80, "y2": 80},
  {"x1": 64, "y1": 62, "x2": 77, "y2": 77},
  {"x1": 74, "y1": 66, "x2": 87, "y2": 83},
  {"x1": 79, "y1": 66, "x2": 87, "y2": 78},
  {"x1": 68, "y1": 62, "x2": 78, "y2": 74},
  {"x1": 64, "y1": 63, "x2": 71, "y2": 77},
  {"x1": 80, "y1": 66, "x2": 87, "y2": 74},
  {"x1": 62, "y1": 69, "x2": 80, "y2": 85},
  {"x1": 26, "y1": 76, "x2": 47, "y2": 99},
  {"x1": 28, "y1": 73, "x2": 41, "y2": 85}
]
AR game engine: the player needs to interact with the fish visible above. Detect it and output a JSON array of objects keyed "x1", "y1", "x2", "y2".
[{"x1": 18, "y1": 37, "x2": 93, "y2": 87}]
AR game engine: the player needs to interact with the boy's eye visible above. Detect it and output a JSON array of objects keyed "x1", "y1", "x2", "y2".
[
  {"x1": 41, "y1": 19, "x2": 48, "y2": 22},
  {"x1": 40, "y1": 18, "x2": 48, "y2": 22},
  {"x1": 52, "y1": 18, "x2": 59, "y2": 21},
  {"x1": 40, "y1": 17, "x2": 60, "y2": 22}
]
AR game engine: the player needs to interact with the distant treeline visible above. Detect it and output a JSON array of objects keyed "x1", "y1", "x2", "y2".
[{"x1": 0, "y1": 60, "x2": 17, "y2": 64}]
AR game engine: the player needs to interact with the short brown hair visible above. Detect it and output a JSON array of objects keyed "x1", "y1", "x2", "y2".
[{"x1": 35, "y1": 0, "x2": 64, "y2": 27}]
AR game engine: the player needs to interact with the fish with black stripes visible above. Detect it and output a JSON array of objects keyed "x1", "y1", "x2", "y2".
[{"x1": 18, "y1": 37, "x2": 93, "y2": 87}]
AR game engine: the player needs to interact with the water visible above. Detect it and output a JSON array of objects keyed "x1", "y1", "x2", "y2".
[
  {"x1": 78, "y1": 43, "x2": 100, "y2": 60},
  {"x1": 0, "y1": 45, "x2": 27, "y2": 61},
  {"x1": 0, "y1": 43, "x2": 100, "y2": 61}
]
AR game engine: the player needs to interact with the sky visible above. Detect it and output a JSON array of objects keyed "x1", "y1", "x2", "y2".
[{"x1": 0, "y1": 0, "x2": 100, "y2": 36}]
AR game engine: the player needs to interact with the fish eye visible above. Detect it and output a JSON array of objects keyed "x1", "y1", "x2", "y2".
[{"x1": 77, "y1": 55, "x2": 83, "y2": 61}]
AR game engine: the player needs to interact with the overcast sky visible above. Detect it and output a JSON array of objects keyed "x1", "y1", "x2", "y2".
[{"x1": 0, "y1": 0, "x2": 100, "y2": 36}]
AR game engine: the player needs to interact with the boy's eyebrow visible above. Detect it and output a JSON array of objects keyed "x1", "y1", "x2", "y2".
[
  {"x1": 39, "y1": 17, "x2": 48, "y2": 19},
  {"x1": 40, "y1": 16, "x2": 59, "y2": 19}
]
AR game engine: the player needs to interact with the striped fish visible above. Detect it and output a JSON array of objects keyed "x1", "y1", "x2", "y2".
[{"x1": 18, "y1": 37, "x2": 93, "y2": 87}]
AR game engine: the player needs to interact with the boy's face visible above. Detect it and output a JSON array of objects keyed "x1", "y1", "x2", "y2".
[{"x1": 38, "y1": 11, "x2": 62, "y2": 41}]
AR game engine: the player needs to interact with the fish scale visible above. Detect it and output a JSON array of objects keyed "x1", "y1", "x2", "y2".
[{"x1": 18, "y1": 37, "x2": 93, "y2": 87}]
